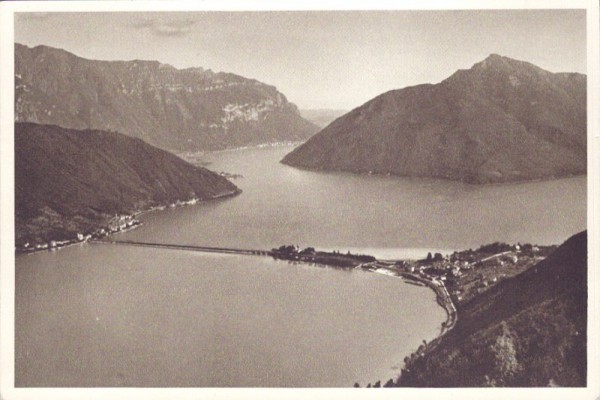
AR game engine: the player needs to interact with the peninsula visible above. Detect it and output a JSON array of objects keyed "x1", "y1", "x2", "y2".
[{"x1": 15, "y1": 122, "x2": 240, "y2": 251}]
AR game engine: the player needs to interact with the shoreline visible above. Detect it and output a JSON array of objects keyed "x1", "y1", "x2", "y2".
[
  {"x1": 367, "y1": 267, "x2": 456, "y2": 338},
  {"x1": 396, "y1": 271, "x2": 457, "y2": 334},
  {"x1": 249, "y1": 245, "x2": 458, "y2": 386},
  {"x1": 294, "y1": 257, "x2": 457, "y2": 387},
  {"x1": 15, "y1": 189, "x2": 241, "y2": 255},
  {"x1": 373, "y1": 268, "x2": 456, "y2": 386},
  {"x1": 352, "y1": 261, "x2": 456, "y2": 336},
  {"x1": 278, "y1": 162, "x2": 586, "y2": 187},
  {"x1": 179, "y1": 141, "x2": 302, "y2": 159}
]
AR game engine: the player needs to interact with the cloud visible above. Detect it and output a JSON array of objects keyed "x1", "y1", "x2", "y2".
[{"x1": 132, "y1": 17, "x2": 196, "y2": 37}]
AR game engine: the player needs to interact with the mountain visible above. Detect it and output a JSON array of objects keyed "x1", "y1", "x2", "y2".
[
  {"x1": 283, "y1": 55, "x2": 586, "y2": 183},
  {"x1": 15, "y1": 43, "x2": 318, "y2": 152},
  {"x1": 299, "y1": 109, "x2": 349, "y2": 128},
  {"x1": 15, "y1": 122, "x2": 239, "y2": 246},
  {"x1": 397, "y1": 230, "x2": 587, "y2": 387}
]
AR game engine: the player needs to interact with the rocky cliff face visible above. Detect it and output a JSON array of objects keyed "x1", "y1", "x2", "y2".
[
  {"x1": 15, "y1": 43, "x2": 318, "y2": 151},
  {"x1": 283, "y1": 55, "x2": 586, "y2": 183}
]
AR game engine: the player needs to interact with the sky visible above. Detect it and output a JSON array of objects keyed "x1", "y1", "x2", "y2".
[{"x1": 15, "y1": 10, "x2": 587, "y2": 110}]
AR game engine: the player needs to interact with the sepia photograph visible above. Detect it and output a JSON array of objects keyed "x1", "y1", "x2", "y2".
[{"x1": 0, "y1": 1, "x2": 598, "y2": 399}]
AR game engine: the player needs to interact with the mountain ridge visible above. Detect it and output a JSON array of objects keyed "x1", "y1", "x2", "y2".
[
  {"x1": 282, "y1": 54, "x2": 586, "y2": 184},
  {"x1": 15, "y1": 43, "x2": 318, "y2": 151}
]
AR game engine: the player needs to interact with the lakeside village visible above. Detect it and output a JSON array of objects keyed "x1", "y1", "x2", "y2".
[
  {"x1": 271, "y1": 242, "x2": 555, "y2": 344},
  {"x1": 16, "y1": 198, "x2": 208, "y2": 254},
  {"x1": 271, "y1": 241, "x2": 556, "y2": 307},
  {"x1": 18, "y1": 214, "x2": 141, "y2": 253}
]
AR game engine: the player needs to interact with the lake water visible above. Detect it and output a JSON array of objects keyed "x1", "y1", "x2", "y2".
[
  {"x1": 15, "y1": 145, "x2": 586, "y2": 387},
  {"x1": 129, "y1": 145, "x2": 586, "y2": 256}
]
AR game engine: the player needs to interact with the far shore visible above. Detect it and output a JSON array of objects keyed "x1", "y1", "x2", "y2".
[
  {"x1": 178, "y1": 140, "x2": 302, "y2": 159},
  {"x1": 278, "y1": 161, "x2": 587, "y2": 187}
]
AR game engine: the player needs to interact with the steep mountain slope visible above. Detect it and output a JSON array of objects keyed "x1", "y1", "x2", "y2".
[
  {"x1": 15, "y1": 43, "x2": 318, "y2": 151},
  {"x1": 283, "y1": 55, "x2": 586, "y2": 183},
  {"x1": 15, "y1": 122, "x2": 239, "y2": 246},
  {"x1": 398, "y1": 231, "x2": 587, "y2": 387}
]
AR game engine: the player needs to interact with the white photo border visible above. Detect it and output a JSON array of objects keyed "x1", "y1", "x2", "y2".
[{"x1": 1, "y1": 1, "x2": 598, "y2": 399}]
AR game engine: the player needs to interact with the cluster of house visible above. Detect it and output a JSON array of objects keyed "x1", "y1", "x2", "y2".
[
  {"x1": 398, "y1": 256, "x2": 474, "y2": 285},
  {"x1": 105, "y1": 214, "x2": 140, "y2": 234},
  {"x1": 395, "y1": 243, "x2": 547, "y2": 303},
  {"x1": 20, "y1": 232, "x2": 94, "y2": 252},
  {"x1": 167, "y1": 198, "x2": 199, "y2": 208},
  {"x1": 18, "y1": 214, "x2": 141, "y2": 253}
]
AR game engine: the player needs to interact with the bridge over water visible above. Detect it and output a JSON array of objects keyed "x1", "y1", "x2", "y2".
[{"x1": 94, "y1": 239, "x2": 273, "y2": 257}]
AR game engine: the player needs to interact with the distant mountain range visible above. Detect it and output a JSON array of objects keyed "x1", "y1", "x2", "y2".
[
  {"x1": 397, "y1": 230, "x2": 587, "y2": 387},
  {"x1": 283, "y1": 55, "x2": 586, "y2": 183},
  {"x1": 15, "y1": 122, "x2": 239, "y2": 246},
  {"x1": 15, "y1": 43, "x2": 318, "y2": 151},
  {"x1": 299, "y1": 109, "x2": 349, "y2": 128}
]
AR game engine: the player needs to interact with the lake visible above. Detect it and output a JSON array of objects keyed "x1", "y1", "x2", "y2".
[{"x1": 15, "y1": 145, "x2": 586, "y2": 387}]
